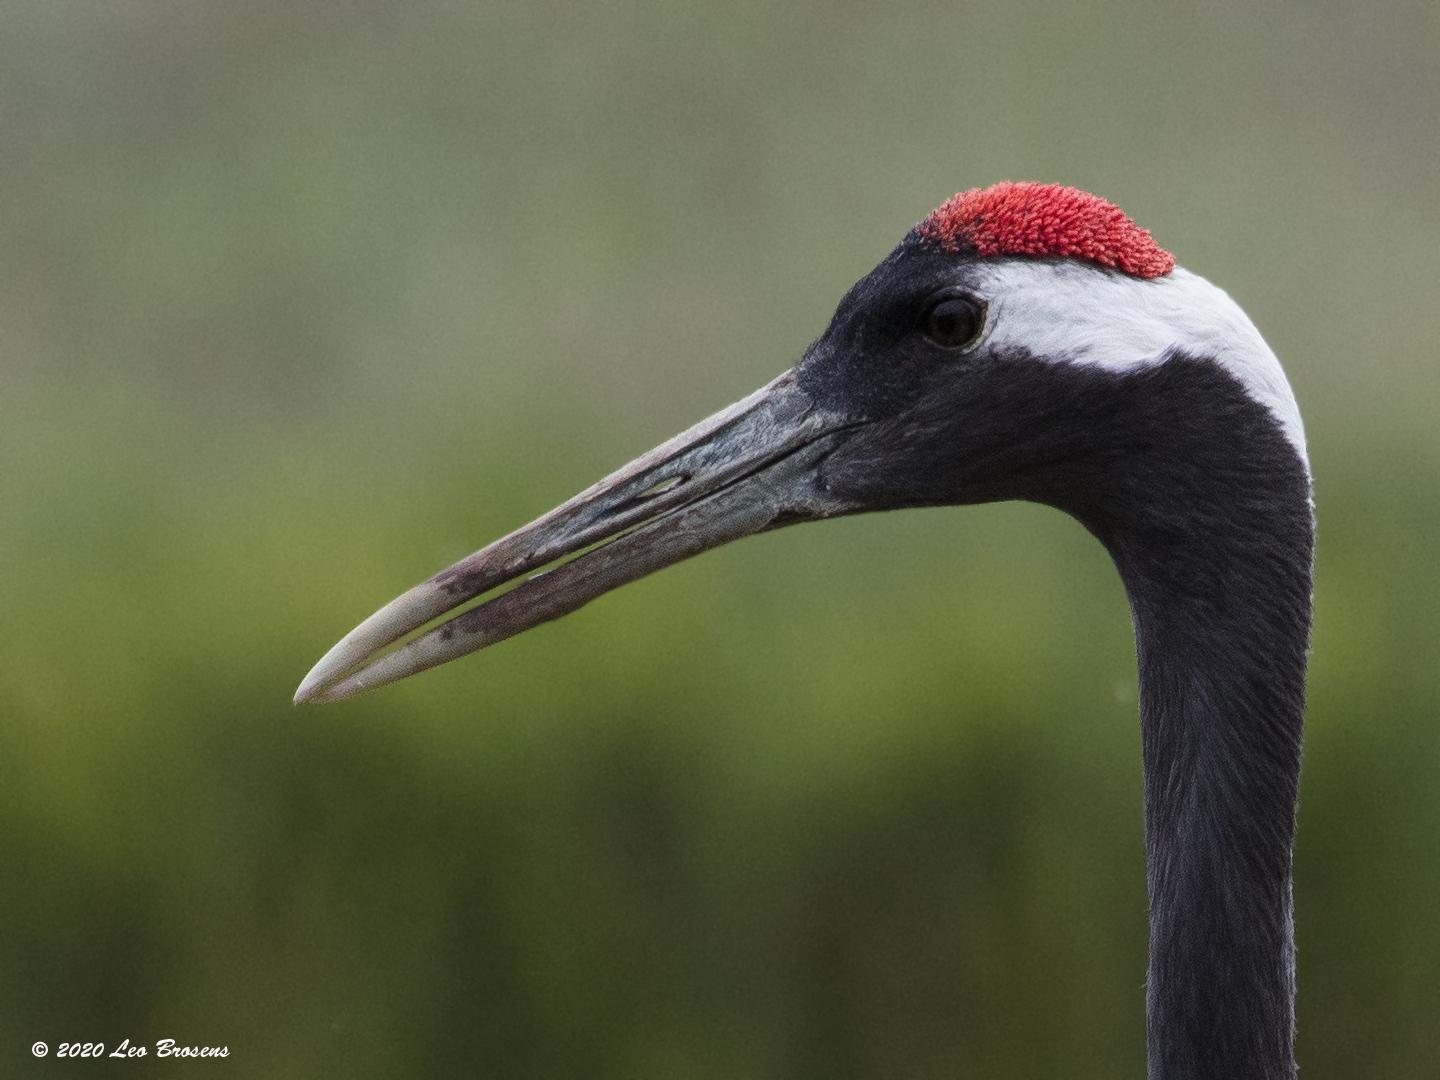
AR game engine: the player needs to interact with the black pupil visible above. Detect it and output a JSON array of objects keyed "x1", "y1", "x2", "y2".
[{"x1": 925, "y1": 297, "x2": 981, "y2": 348}]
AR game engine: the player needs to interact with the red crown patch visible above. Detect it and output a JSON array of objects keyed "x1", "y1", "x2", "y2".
[{"x1": 916, "y1": 182, "x2": 1175, "y2": 279}]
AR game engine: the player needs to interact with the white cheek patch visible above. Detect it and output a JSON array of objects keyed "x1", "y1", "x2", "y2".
[{"x1": 975, "y1": 260, "x2": 1308, "y2": 464}]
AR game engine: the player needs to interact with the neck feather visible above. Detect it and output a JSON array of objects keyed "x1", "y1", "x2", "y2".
[{"x1": 1082, "y1": 365, "x2": 1313, "y2": 1080}]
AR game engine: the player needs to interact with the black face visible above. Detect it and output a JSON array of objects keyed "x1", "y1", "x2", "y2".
[
  {"x1": 796, "y1": 245, "x2": 991, "y2": 420},
  {"x1": 794, "y1": 244, "x2": 1303, "y2": 536},
  {"x1": 790, "y1": 244, "x2": 1097, "y2": 514}
]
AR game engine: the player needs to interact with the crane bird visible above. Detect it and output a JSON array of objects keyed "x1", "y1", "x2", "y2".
[{"x1": 296, "y1": 182, "x2": 1313, "y2": 1080}]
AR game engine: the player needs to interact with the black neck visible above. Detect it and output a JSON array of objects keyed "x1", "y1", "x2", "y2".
[
  {"x1": 1080, "y1": 367, "x2": 1314, "y2": 1080},
  {"x1": 815, "y1": 349, "x2": 1316, "y2": 1076}
]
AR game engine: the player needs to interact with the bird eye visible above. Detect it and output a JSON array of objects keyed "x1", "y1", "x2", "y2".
[{"x1": 922, "y1": 294, "x2": 985, "y2": 350}]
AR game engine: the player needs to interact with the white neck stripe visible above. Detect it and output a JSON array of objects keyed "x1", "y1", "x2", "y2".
[{"x1": 974, "y1": 261, "x2": 1308, "y2": 464}]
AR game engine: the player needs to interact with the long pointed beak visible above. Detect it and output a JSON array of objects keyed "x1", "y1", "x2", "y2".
[{"x1": 294, "y1": 370, "x2": 861, "y2": 704}]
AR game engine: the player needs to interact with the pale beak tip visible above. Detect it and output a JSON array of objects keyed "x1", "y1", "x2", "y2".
[
  {"x1": 293, "y1": 645, "x2": 387, "y2": 705},
  {"x1": 291, "y1": 584, "x2": 466, "y2": 705},
  {"x1": 292, "y1": 667, "x2": 330, "y2": 706},
  {"x1": 293, "y1": 646, "x2": 354, "y2": 705},
  {"x1": 295, "y1": 671, "x2": 373, "y2": 706}
]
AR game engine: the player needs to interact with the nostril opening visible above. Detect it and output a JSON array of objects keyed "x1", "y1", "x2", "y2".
[
  {"x1": 596, "y1": 474, "x2": 691, "y2": 521},
  {"x1": 637, "y1": 475, "x2": 687, "y2": 500}
]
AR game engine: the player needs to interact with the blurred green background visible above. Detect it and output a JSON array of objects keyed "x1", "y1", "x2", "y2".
[{"x1": 3, "y1": 2, "x2": 1438, "y2": 1076}]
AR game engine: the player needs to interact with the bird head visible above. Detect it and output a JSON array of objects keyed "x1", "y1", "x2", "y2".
[{"x1": 295, "y1": 182, "x2": 1306, "y2": 703}]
